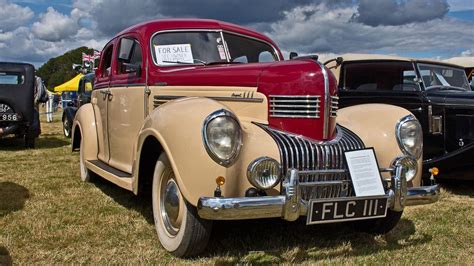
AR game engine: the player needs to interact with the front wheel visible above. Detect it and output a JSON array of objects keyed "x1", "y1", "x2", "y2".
[
  {"x1": 351, "y1": 209, "x2": 403, "y2": 234},
  {"x1": 152, "y1": 153, "x2": 212, "y2": 257},
  {"x1": 63, "y1": 116, "x2": 71, "y2": 138}
]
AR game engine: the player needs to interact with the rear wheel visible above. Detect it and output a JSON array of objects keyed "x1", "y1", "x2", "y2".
[
  {"x1": 351, "y1": 209, "x2": 403, "y2": 234},
  {"x1": 152, "y1": 153, "x2": 212, "y2": 257},
  {"x1": 63, "y1": 116, "x2": 71, "y2": 138}
]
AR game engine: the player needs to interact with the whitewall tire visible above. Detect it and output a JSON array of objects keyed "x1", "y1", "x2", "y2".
[{"x1": 152, "y1": 153, "x2": 212, "y2": 257}]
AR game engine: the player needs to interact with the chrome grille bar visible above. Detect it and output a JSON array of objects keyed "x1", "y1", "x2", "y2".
[
  {"x1": 269, "y1": 95, "x2": 321, "y2": 118},
  {"x1": 259, "y1": 124, "x2": 365, "y2": 201},
  {"x1": 330, "y1": 96, "x2": 339, "y2": 117}
]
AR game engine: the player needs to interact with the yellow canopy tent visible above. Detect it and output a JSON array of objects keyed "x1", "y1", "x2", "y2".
[{"x1": 54, "y1": 73, "x2": 84, "y2": 92}]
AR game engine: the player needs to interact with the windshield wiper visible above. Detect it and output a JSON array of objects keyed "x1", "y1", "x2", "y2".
[
  {"x1": 161, "y1": 60, "x2": 205, "y2": 65},
  {"x1": 426, "y1": 85, "x2": 467, "y2": 91}
]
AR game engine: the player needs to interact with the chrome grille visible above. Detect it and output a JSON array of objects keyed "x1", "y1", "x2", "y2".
[
  {"x1": 330, "y1": 96, "x2": 339, "y2": 117},
  {"x1": 259, "y1": 124, "x2": 365, "y2": 201},
  {"x1": 269, "y1": 95, "x2": 321, "y2": 118}
]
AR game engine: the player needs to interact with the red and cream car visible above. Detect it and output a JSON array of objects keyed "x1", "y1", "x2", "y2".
[{"x1": 72, "y1": 19, "x2": 439, "y2": 257}]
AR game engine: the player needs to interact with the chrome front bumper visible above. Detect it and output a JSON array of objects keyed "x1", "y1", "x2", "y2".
[{"x1": 197, "y1": 166, "x2": 440, "y2": 221}]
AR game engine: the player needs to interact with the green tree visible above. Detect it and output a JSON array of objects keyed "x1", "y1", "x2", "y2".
[{"x1": 37, "y1": 46, "x2": 95, "y2": 91}]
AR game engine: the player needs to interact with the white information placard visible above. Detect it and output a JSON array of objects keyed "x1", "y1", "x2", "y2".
[
  {"x1": 154, "y1": 44, "x2": 193, "y2": 65},
  {"x1": 344, "y1": 148, "x2": 385, "y2": 196}
]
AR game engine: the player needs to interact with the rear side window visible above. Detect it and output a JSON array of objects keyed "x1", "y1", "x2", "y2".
[
  {"x1": 0, "y1": 72, "x2": 24, "y2": 85},
  {"x1": 342, "y1": 61, "x2": 419, "y2": 92},
  {"x1": 100, "y1": 45, "x2": 113, "y2": 77}
]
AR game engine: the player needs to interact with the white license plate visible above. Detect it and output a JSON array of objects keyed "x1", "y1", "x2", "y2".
[{"x1": 0, "y1": 113, "x2": 19, "y2": 121}]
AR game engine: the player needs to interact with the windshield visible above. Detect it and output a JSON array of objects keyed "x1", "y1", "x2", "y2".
[
  {"x1": 151, "y1": 31, "x2": 278, "y2": 66},
  {"x1": 342, "y1": 61, "x2": 419, "y2": 92},
  {"x1": 418, "y1": 63, "x2": 470, "y2": 91}
]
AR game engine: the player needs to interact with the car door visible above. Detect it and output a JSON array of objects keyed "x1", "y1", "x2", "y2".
[
  {"x1": 338, "y1": 61, "x2": 424, "y2": 117},
  {"x1": 107, "y1": 36, "x2": 146, "y2": 173},
  {"x1": 93, "y1": 42, "x2": 114, "y2": 163}
]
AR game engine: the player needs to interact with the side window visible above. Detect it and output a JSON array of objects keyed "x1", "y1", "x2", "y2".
[
  {"x1": 224, "y1": 33, "x2": 278, "y2": 63},
  {"x1": 117, "y1": 38, "x2": 142, "y2": 74},
  {"x1": 100, "y1": 45, "x2": 113, "y2": 78}
]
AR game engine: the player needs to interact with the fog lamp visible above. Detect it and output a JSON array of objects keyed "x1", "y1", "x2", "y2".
[{"x1": 247, "y1": 157, "x2": 281, "y2": 190}]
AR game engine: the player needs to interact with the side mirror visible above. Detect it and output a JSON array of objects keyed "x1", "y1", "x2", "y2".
[{"x1": 289, "y1": 52, "x2": 298, "y2": 60}]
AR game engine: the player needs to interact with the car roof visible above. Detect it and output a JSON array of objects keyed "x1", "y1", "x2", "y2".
[
  {"x1": 443, "y1": 57, "x2": 474, "y2": 68},
  {"x1": 337, "y1": 53, "x2": 463, "y2": 68},
  {"x1": 114, "y1": 18, "x2": 278, "y2": 48}
]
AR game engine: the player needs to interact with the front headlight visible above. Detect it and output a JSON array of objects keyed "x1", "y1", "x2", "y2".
[
  {"x1": 396, "y1": 115, "x2": 422, "y2": 159},
  {"x1": 203, "y1": 109, "x2": 242, "y2": 167}
]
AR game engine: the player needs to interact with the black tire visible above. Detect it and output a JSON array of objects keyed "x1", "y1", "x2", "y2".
[
  {"x1": 63, "y1": 116, "x2": 71, "y2": 138},
  {"x1": 152, "y1": 153, "x2": 212, "y2": 257},
  {"x1": 351, "y1": 210, "x2": 403, "y2": 234},
  {"x1": 24, "y1": 135, "x2": 35, "y2": 149}
]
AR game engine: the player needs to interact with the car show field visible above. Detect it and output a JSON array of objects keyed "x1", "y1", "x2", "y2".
[{"x1": 0, "y1": 116, "x2": 472, "y2": 264}]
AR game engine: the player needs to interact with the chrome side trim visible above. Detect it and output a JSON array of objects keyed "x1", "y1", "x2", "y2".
[
  {"x1": 153, "y1": 95, "x2": 264, "y2": 108},
  {"x1": 315, "y1": 61, "x2": 330, "y2": 139}
]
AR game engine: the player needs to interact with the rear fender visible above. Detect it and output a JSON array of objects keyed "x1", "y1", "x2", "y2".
[{"x1": 71, "y1": 103, "x2": 98, "y2": 161}]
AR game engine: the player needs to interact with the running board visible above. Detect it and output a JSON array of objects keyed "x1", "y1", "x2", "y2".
[{"x1": 86, "y1": 160, "x2": 133, "y2": 191}]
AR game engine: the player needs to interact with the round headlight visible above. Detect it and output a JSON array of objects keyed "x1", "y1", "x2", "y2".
[
  {"x1": 396, "y1": 115, "x2": 422, "y2": 159},
  {"x1": 392, "y1": 156, "x2": 418, "y2": 182},
  {"x1": 203, "y1": 109, "x2": 242, "y2": 167},
  {"x1": 247, "y1": 157, "x2": 281, "y2": 190}
]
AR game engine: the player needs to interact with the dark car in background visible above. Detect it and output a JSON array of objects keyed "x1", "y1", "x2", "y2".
[
  {"x1": 326, "y1": 54, "x2": 474, "y2": 180},
  {"x1": 0, "y1": 62, "x2": 39, "y2": 148},
  {"x1": 62, "y1": 73, "x2": 94, "y2": 137}
]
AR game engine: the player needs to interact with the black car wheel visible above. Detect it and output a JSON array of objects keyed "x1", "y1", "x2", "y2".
[
  {"x1": 63, "y1": 117, "x2": 71, "y2": 138},
  {"x1": 24, "y1": 134, "x2": 35, "y2": 149}
]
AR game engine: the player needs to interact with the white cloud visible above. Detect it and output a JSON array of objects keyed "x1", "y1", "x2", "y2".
[
  {"x1": 266, "y1": 3, "x2": 473, "y2": 58},
  {"x1": 31, "y1": 7, "x2": 79, "y2": 42},
  {"x1": 0, "y1": 0, "x2": 34, "y2": 31}
]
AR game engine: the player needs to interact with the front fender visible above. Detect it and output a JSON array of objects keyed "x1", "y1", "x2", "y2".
[
  {"x1": 337, "y1": 104, "x2": 422, "y2": 187},
  {"x1": 71, "y1": 103, "x2": 98, "y2": 161},
  {"x1": 134, "y1": 97, "x2": 280, "y2": 206}
]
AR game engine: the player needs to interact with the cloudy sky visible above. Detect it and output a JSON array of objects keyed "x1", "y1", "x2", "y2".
[{"x1": 0, "y1": 0, "x2": 473, "y2": 67}]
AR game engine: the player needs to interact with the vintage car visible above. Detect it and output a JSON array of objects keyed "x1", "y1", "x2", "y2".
[
  {"x1": 72, "y1": 20, "x2": 439, "y2": 257},
  {"x1": 0, "y1": 62, "x2": 39, "y2": 148},
  {"x1": 326, "y1": 54, "x2": 474, "y2": 180},
  {"x1": 62, "y1": 73, "x2": 94, "y2": 137}
]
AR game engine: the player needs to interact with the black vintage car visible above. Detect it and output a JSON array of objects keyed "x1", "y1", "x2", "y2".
[
  {"x1": 326, "y1": 54, "x2": 473, "y2": 180},
  {"x1": 62, "y1": 73, "x2": 93, "y2": 137},
  {"x1": 0, "y1": 62, "x2": 39, "y2": 148}
]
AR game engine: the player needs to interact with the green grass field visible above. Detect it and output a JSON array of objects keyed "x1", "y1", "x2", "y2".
[{"x1": 0, "y1": 115, "x2": 473, "y2": 264}]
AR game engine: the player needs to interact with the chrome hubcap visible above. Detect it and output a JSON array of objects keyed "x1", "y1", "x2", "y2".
[{"x1": 160, "y1": 176, "x2": 181, "y2": 235}]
